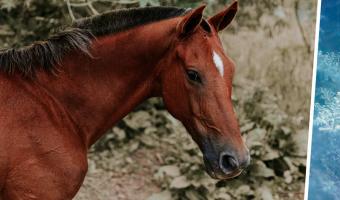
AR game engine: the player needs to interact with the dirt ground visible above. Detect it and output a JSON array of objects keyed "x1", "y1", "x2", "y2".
[{"x1": 75, "y1": 148, "x2": 161, "y2": 200}]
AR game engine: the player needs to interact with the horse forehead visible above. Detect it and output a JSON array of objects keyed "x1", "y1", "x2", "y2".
[{"x1": 212, "y1": 51, "x2": 224, "y2": 77}]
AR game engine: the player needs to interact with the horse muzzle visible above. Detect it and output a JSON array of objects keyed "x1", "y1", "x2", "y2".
[{"x1": 203, "y1": 145, "x2": 250, "y2": 180}]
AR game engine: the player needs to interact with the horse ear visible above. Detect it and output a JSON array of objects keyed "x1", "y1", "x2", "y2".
[
  {"x1": 177, "y1": 5, "x2": 206, "y2": 37},
  {"x1": 208, "y1": 1, "x2": 238, "y2": 32}
]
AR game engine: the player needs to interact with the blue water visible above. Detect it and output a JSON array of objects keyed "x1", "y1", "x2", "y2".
[
  {"x1": 308, "y1": 0, "x2": 340, "y2": 199},
  {"x1": 318, "y1": 0, "x2": 340, "y2": 53}
]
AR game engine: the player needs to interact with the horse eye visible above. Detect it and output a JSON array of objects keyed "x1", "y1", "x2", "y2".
[{"x1": 186, "y1": 70, "x2": 202, "y2": 83}]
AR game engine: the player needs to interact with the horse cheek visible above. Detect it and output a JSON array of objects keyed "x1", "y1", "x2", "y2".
[{"x1": 161, "y1": 71, "x2": 185, "y2": 120}]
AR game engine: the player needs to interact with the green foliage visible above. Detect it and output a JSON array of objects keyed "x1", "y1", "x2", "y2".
[
  {"x1": 0, "y1": 0, "x2": 67, "y2": 48},
  {"x1": 84, "y1": 87, "x2": 306, "y2": 199}
]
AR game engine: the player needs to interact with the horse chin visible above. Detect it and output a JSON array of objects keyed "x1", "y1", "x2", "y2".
[
  {"x1": 203, "y1": 157, "x2": 243, "y2": 180},
  {"x1": 206, "y1": 168, "x2": 243, "y2": 180},
  {"x1": 203, "y1": 157, "x2": 218, "y2": 179},
  {"x1": 218, "y1": 169, "x2": 243, "y2": 180}
]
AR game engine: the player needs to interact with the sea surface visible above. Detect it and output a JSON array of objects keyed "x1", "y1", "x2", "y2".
[{"x1": 308, "y1": 0, "x2": 340, "y2": 199}]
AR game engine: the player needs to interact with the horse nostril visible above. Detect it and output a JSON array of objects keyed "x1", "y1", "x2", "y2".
[{"x1": 219, "y1": 153, "x2": 239, "y2": 174}]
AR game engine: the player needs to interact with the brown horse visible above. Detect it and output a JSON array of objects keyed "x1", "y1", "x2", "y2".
[{"x1": 0, "y1": 1, "x2": 249, "y2": 199}]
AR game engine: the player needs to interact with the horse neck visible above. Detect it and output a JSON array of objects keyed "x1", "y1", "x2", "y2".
[{"x1": 35, "y1": 18, "x2": 178, "y2": 147}]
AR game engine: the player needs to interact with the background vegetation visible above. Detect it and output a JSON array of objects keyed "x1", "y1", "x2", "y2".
[{"x1": 0, "y1": 0, "x2": 316, "y2": 199}]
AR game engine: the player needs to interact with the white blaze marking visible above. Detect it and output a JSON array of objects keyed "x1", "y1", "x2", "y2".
[{"x1": 213, "y1": 51, "x2": 224, "y2": 77}]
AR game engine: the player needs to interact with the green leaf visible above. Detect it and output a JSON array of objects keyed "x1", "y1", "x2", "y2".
[
  {"x1": 246, "y1": 128, "x2": 267, "y2": 148},
  {"x1": 185, "y1": 190, "x2": 205, "y2": 200},
  {"x1": 251, "y1": 161, "x2": 275, "y2": 178},
  {"x1": 158, "y1": 165, "x2": 181, "y2": 177},
  {"x1": 262, "y1": 150, "x2": 280, "y2": 161},
  {"x1": 214, "y1": 192, "x2": 232, "y2": 200},
  {"x1": 139, "y1": 0, "x2": 148, "y2": 7},
  {"x1": 240, "y1": 122, "x2": 255, "y2": 133},
  {"x1": 139, "y1": 0, "x2": 160, "y2": 7},
  {"x1": 0, "y1": 0, "x2": 17, "y2": 11},
  {"x1": 170, "y1": 176, "x2": 191, "y2": 189},
  {"x1": 147, "y1": 191, "x2": 172, "y2": 200},
  {"x1": 291, "y1": 129, "x2": 308, "y2": 157},
  {"x1": 148, "y1": 0, "x2": 160, "y2": 6},
  {"x1": 257, "y1": 185, "x2": 273, "y2": 200}
]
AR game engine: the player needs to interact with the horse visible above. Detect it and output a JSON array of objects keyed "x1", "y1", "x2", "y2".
[{"x1": 0, "y1": 1, "x2": 249, "y2": 199}]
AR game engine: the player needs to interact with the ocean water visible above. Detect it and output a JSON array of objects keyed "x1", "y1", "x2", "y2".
[{"x1": 308, "y1": 0, "x2": 340, "y2": 199}]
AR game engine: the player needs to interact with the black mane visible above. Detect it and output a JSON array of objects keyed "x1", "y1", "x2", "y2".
[{"x1": 0, "y1": 6, "x2": 187, "y2": 76}]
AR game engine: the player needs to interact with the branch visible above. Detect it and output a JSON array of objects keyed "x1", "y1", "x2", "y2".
[
  {"x1": 70, "y1": 0, "x2": 138, "y2": 6},
  {"x1": 87, "y1": 1, "x2": 99, "y2": 15},
  {"x1": 294, "y1": 1, "x2": 311, "y2": 54},
  {"x1": 117, "y1": 0, "x2": 139, "y2": 4},
  {"x1": 66, "y1": 0, "x2": 76, "y2": 21},
  {"x1": 66, "y1": 0, "x2": 140, "y2": 19}
]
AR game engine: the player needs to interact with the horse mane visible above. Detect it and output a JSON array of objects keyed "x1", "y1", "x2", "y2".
[{"x1": 0, "y1": 6, "x2": 188, "y2": 76}]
